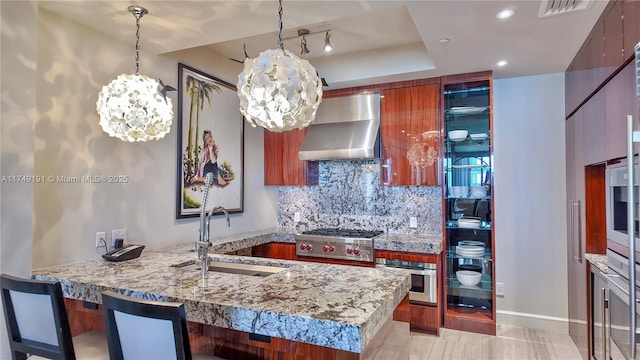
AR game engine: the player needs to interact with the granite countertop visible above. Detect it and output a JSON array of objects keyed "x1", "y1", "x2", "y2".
[
  {"x1": 585, "y1": 253, "x2": 608, "y2": 274},
  {"x1": 373, "y1": 233, "x2": 442, "y2": 254},
  {"x1": 32, "y1": 230, "x2": 410, "y2": 354}
]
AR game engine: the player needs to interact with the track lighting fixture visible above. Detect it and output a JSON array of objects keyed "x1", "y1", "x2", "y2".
[
  {"x1": 282, "y1": 28, "x2": 334, "y2": 55},
  {"x1": 324, "y1": 31, "x2": 333, "y2": 52}
]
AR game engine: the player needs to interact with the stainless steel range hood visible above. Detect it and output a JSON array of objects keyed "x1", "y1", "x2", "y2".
[{"x1": 298, "y1": 93, "x2": 381, "y2": 161}]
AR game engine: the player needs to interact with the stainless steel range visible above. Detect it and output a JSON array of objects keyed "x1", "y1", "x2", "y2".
[{"x1": 294, "y1": 228, "x2": 383, "y2": 263}]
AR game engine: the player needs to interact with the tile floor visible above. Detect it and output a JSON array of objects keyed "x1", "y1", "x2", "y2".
[{"x1": 409, "y1": 325, "x2": 583, "y2": 359}]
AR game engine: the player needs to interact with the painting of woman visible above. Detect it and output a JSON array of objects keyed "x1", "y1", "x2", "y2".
[{"x1": 192, "y1": 130, "x2": 227, "y2": 186}]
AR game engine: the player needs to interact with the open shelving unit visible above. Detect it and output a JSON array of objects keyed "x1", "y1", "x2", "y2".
[{"x1": 441, "y1": 72, "x2": 496, "y2": 335}]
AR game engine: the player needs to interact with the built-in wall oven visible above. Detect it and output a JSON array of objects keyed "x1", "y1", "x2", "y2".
[
  {"x1": 607, "y1": 251, "x2": 640, "y2": 359},
  {"x1": 606, "y1": 161, "x2": 640, "y2": 253},
  {"x1": 375, "y1": 258, "x2": 437, "y2": 304}
]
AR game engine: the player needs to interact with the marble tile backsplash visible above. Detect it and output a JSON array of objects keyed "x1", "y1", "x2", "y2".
[{"x1": 277, "y1": 160, "x2": 442, "y2": 234}]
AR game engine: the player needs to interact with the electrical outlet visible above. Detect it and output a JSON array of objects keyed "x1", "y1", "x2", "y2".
[
  {"x1": 95, "y1": 232, "x2": 106, "y2": 248},
  {"x1": 111, "y1": 228, "x2": 128, "y2": 249},
  {"x1": 294, "y1": 212, "x2": 301, "y2": 222},
  {"x1": 496, "y1": 282, "x2": 505, "y2": 296},
  {"x1": 409, "y1": 217, "x2": 418, "y2": 228}
]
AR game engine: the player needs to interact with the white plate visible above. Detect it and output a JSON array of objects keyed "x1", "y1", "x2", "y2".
[
  {"x1": 456, "y1": 252, "x2": 485, "y2": 259},
  {"x1": 456, "y1": 248, "x2": 484, "y2": 254},
  {"x1": 470, "y1": 133, "x2": 488, "y2": 141},
  {"x1": 457, "y1": 223, "x2": 481, "y2": 229},
  {"x1": 448, "y1": 106, "x2": 488, "y2": 115},
  {"x1": 458, "y1": 241, "x2": 485, "y2": 247}
]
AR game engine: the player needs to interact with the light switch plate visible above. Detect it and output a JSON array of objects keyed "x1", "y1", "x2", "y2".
[
  {"x1": 409, "y1": 217, "x2": 417, "y2": 228},
  {"x1": 496, "y1": 282, "x2": 505, "y2": 296},
  {"x1": 294, "y1": 212, "x2": 301, "y2": 222}
]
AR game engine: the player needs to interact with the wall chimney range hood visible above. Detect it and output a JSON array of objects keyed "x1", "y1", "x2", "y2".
[{"x1": 298, "y1": 93, "x2": 381, "y2": 161}]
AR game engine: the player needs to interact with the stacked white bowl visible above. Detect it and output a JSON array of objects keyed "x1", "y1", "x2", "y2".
[
  {"x1": 448, "y1": 130, "x2": 468, "y2": 142},
  {"x1": 456, "y1": 270, "x2": 482, "y2": 286},
  {"x1": 470, "y1": 186, "x2": 487, "y2": 198}
]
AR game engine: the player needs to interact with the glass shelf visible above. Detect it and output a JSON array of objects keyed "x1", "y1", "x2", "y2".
[
  {"x1": 445, "y1": 224, "x2": 492, "y2": 230},
  {"x1": 447, "y1": 277, "x2": 493, "y2": 295}
]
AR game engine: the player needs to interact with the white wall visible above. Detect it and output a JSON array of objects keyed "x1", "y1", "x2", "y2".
[
  {"x1": 494, "y1": 73, "x2": 568, "y2": 333},
  {"x1": 1, "y1": 2, "x2": 38, "y2": 357},
  {"x1": 31, "y1": 8, "x2": 277, "y2": 268}
]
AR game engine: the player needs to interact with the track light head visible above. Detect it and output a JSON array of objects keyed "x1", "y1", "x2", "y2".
[
  {"x1": 301, "y1": 36, "x2": 310, "y2": 55},
  {"x1": 323, "y1": 31, "x2": 333, "y2": 52}
]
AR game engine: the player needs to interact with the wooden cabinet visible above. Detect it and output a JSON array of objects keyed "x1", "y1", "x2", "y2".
[
  {"x1": 565, "y1": 0, "x2": 636, "y2": 117},
  {"x1": 380, "y1": 84, "x2": 440, "y2": 186},
  {"x1": 603, "y1": 1, "x2": 624, "y2": 70},
  {"x1": 251, "y1": 242, "x2": 296, "y2": 260},
  {"x1": 566, "y1": 109, "x2": 589, "y2": 358},
  {"x1": 582, "y1": 90, "x2": 606, "y2": 165},
  {"x1": 263, "y1": 129, "x2": 318, "y2": 186},
  {"x1": 376, "y1": 250, "x2": 440, "y2": 335},
  {"x1": 588, "y1": 264, "x2": 608, "y2": 360},
  {"x1": 605, "y1": 61, "x2": 636, "y2": 160},
  {"x1": 623, "y1": 0, "x2": 640, "y2": 60}
]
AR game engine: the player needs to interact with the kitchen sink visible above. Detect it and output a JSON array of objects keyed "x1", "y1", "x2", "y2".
[{"x1": 179, "y1": 261, "x2": 286, "y2": 277}]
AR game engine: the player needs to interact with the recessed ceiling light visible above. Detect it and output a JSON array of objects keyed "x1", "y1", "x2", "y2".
[
  {"x1": 439, "y1": 38, "x2": 450, "y2": 44},
  {"x1": 496, "y1": 60, "x2": 508, "y2": 67},
  {"x1": 496, "y1": 9, "x2": 515, "y2": 19}
]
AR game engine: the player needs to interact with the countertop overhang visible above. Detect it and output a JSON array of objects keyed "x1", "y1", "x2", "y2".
[{"x1": 31, "y1": 229, "x2": 423, "y2": 353}]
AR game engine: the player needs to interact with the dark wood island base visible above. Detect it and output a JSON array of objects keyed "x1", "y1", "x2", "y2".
[{"x1": 64, "y1": 298, "x2": 409, "y2": 360}]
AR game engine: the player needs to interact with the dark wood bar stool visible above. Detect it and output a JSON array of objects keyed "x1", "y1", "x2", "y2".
[
  {"x1": 1, "y1": 274, "x2": 108, "y2": 360},
  {"x1": 101, "y1": 291, "x2": 224, "y2": 360}
]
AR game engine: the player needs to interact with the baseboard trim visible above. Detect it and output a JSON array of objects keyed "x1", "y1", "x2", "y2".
[{"x1": 497, "y1": 310, "x2": 573, "y2": 334}]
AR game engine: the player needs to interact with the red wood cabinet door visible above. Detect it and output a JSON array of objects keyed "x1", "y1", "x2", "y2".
[
  {"x1": 380, "y1": 84, "x2": 439, "y2": 186},
  {"x1": 252, "y1": 243, "x2": 296, "y2": 260},
  {"x1": 623, "y1": 0, "x2": 640, "y2": 60},
  {"x1": 264, "y1": 129, "x2": 318, "y2": 186}
]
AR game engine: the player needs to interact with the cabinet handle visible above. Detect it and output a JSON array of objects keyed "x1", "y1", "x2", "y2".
[
  {"x1": 602, "y1": 287, "x2": 607, "y2": 359},
  {"x1": 571, "y1": 200, "x2": 582, "y2": 262},
  {"x1": 569, "y1": 200, "x2": 575, "y2": 261}
]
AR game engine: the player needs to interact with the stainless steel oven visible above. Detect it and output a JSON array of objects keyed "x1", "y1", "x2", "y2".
[
  {"x1": 375, "y1": 258, "x2": 437, "y2": 304},
  {"x1": 606, "y1": 162, "x2": 640, "y2": 251},
  {"x1": 607, "y1": 250, "x2": 640, "y2": 359}
]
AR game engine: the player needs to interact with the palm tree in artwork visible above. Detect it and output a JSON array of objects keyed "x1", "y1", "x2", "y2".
[{"x1": 185, "y1": 75, "x2": 221, "y2": 182}]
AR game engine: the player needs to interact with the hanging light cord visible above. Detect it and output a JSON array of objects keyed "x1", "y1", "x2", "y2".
[
  {"x1": 135, "y1": 13, "x2": 141, "y2": 74},
  {"x1": 277, "y1": 0, "x2": 284, "y2": 50}
]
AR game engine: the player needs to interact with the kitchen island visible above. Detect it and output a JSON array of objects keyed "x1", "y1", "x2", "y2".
[{"x1": 32, "y1": 233, "x2": 412, "y2": 359}]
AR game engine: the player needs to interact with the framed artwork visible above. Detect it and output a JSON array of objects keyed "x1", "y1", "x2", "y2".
[{"x1": 176, "y1": 63, "x2": 244, "y2": 219}]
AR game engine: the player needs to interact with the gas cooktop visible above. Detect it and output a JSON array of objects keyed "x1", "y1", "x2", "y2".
[{"x1": 295, "y1": 228, "x2": 383, "y2": 262}]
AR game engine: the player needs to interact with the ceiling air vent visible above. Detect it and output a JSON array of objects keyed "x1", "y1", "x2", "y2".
[{"x1": 538, "y1": 0, "x2": 594, "y2": 17}]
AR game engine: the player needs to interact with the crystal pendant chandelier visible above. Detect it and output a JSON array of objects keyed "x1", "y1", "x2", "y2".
[
  {"x1": 96, "y1": 6, "x2": 174, "y2": 142},
  {"x1": 236, "y1": 0, "x2": 323, "y2": 133}
]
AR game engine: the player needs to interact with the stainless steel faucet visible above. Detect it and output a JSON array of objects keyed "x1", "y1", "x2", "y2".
[
  {"x1": 197, "y1": 205, "x2": 230, "y2": 279},
  {"x1": 197, "y1": 173, "x2": 214, "y2": 279}
]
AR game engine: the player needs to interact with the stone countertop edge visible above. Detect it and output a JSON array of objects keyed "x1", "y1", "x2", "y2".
[
  {"x1": 585, "y1": 253, "x2": 608, "y2": 274},
  {"x1": 31, "y1": 229, "x2": 411, "y2": 353}
]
